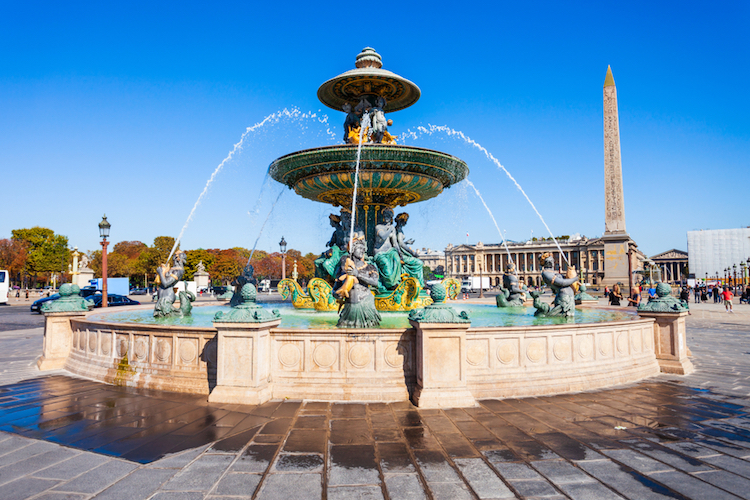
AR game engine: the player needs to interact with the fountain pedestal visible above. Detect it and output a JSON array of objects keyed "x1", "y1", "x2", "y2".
[
  {"x1": 208, "y1": 318, "x2": 281, "y2": 405},
  {"x1": 410, "y1": 321, "x2": 477, "y2": 408},
  {"x1": 38, "y1": 311, "x2": 87, "y2": 371},
  {"x1": 638, "y1": 310, "x2": 694, "y2": 375}
]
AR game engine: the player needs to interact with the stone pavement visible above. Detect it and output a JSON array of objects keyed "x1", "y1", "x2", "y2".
[{"x1": 0, "y1": 312, "x2": 748, "y2": 498}]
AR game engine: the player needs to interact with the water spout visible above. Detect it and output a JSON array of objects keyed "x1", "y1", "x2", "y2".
[
  {"x1": 465, "y1": 179, "x2": 517, "y2": 272},
  {"x1": 349, "y1": 113, "x2": 371, "y2": 250},
  {"x1": 247, "y1": 188, "x2": 285, "y2": 264},
  {"x1": 401, "y1": 124, "x2": 570, "y2": 264},
  {"x1": 166, "y1": 108, "x2": 337, "y2": 264}
]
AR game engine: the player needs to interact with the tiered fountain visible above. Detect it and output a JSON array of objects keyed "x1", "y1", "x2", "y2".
[
  {"x1": 272, "y1": 48, "x2": 466, "y2": 317},
  {"x1": 36, "y1": 49, "x2": 693, "y2": 408}
]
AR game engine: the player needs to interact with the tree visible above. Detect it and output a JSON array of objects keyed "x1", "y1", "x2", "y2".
[
  {"x1": 112, "y1": 241, "x2": 147, "y2": 260},
  {"x1": 209, "y1": 250, "x2": 243, "y2": 284},
  {"x1": 185, "y1": 249, "x2": 218, "y2": 280},
  {"x1": 12, "y1": 227, "x2": 70, "y2": 286},
  {"x1": 153, "y1": 236, "x2": 176, "y2": 264},
  {"x1": 0, "y1": 239, "x2": 28, "y2": 285}
]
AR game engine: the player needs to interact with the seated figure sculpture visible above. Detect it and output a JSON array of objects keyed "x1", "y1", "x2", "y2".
[
  {"x1": 335, "y1": 236, "x2": 381, "y2": 328},
  {"x1": 229, "y1": 263, "x2": 257, "y2": 307},
  {"x1": 342, "y1": 103, "x2": 360, "y2": 143},
  {"x1": 535, "y1": 252, "x2": 578, "y2": 318},
  {"x1": 394, "y1": 213, "x2": 424, "y2": 287},
  {"x1": 154, "y1": 251, "x2": 195, "y2": 317},
  {"x1": 314, "y1": 213, "x2": 347, "y2": 281},
  {"x1": 373, "y1": 208, "x2": 402, "y2": 292},
  {"x1": 497, "y1": 263, "x2": 526, "y2": 307}
]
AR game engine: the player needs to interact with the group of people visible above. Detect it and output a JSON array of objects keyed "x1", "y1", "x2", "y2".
[
  {"x1": 684, "y1": 284, "x2": 748, "y2": 313},
  {"x1": 604, "y1": 283, "x2": 651, "y2": 307}
]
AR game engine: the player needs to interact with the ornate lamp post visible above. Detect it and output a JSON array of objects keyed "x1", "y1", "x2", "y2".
[
  {"x1": 733, "y1": 264, "x2": 737, "y2": 288},
  {"x1": 478, "y1": 260, "x2": 484, "y2": 299},
  {"x1": 279, "y1": 236, "x2": 288, "y2": 281},
  {"x1": 747, "y1": 257, "x2": 750, "y2": 285},
  {"x1": 98, "y1": 215, "x2": 111, "y2": 308},
  {"x1": 740, "y1": 261, "x2": 747, "y2": 286}
]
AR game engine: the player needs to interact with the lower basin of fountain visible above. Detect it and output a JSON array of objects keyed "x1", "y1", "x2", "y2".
[{"x1": 57, "y1": 302, "x2": 664, "y2": 406}]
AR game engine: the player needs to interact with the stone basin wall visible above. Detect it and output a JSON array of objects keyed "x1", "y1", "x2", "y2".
[{"x1": 62, "y1": 309, "x2": 661, "y2": 404}]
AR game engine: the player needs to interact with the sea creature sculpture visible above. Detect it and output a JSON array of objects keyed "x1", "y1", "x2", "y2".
[
  {"x1": 230, "y1": 263, "x2": 257, "y2": 307},
  {"x1": 214, "y1": 284, "x2": 281, "y2": 323},
  {"x1": 408, "y1": 283, "x2": 469, "y2": 323},
  {"x1": 529, "y1": 290, "x2": 550, "y2": 316},
  {"x1": 638, "y1": 282, "x2": 689, "y2": 312}
]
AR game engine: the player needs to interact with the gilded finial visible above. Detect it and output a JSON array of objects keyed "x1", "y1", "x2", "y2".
[{"x1": 604, "y1": 65, "x2": 615, "y2": 88}]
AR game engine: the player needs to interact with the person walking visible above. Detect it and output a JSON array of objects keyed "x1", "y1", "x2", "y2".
[
  {"x1": 722, "y1": 286, "x2": 734, "y2": 313},
  {"x1": 713, "y1": 285, "x2": 720, "y2": 303},
  {"x1": 694, "y1": 285, "x2": 701, "y2": 303}
]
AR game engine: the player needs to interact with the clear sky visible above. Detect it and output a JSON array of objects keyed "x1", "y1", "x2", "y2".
[{"x1": 1, "y1": 1, "x2": 748, "y2": 259}]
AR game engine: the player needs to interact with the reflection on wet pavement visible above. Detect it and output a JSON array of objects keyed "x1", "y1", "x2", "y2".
[{"x1": 1, "y1": 375, "x2": 750, "y2": 498}]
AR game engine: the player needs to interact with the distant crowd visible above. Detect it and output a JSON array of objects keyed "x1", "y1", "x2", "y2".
[{"x1": 602, "y1": 282, "x2": 748, "y2": 314}]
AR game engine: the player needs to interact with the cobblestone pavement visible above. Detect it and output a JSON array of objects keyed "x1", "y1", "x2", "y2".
[{"x1": 0, "y1": 311, "x2": 749, "y2": 498}]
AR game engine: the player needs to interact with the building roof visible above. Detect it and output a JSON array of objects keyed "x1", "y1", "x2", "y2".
[{"x1": 650, "y1": 249, "x2": 688, "y2": 260}]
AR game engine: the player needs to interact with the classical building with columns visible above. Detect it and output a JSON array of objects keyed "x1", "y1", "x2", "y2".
[
  {"x1": 444, "y1": 236, "x2": 646, "y2": 288},
  {"x1": 649, "y1": 249, "x2": 688, "y2": 285}
]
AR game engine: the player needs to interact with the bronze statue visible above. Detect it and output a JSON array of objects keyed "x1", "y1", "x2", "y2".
[
  {"x1": 498, "y1": 262, "x2": 526, "y2": 307},
  {"x1": 154, "y1": 251, "x2": 195, "y2": 317},
  {"x1": 534, "y1": 252, "x2": 578, "y2": 317},
  {"x1": 335, "y1": 236, "x2": 381, "y2": 328}
]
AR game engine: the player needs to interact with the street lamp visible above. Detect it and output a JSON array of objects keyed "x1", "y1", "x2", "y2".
[
  {"x1": 733, "y1": 264, "x2": 737, "y2": 288},
  {"x1": 98, "y1": 215, "x2": 111, "y2": 308},
  {"x1": 279, "y1": 236, "x2": 288, "y2": 280},
  {"x1": 741, "y1": 261, "x2": 747, "y2": 286},
  {"x1": 478, "y1": 259, "x2": 484, "y2": 299}
]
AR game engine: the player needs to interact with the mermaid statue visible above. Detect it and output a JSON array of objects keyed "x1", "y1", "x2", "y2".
[
  {"x1": 334, "y1": 236, "x2": 381, "y2": 328},
  {"x1": 394, "y1": 213, "x2": 424, "y2": 287},
  {"x1": 534, "y1": 252, "x2": 578, "y2": 318},
  {"x1": 229, "y1": 263, "x2": 257, "y2": 307}
]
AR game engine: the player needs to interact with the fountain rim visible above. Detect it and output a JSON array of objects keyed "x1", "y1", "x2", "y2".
[{"x1": 268, "y1": 143, "x2": 467, "y2": 165}]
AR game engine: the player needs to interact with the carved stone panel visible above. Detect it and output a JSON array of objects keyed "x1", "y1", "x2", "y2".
[
  {"x1": 224, "y1": 337, "x2": 253, "y2": 383},
  {"x1": 347, "y1": 342, "x2": 373, "y2": 370},
  {"x1": 466, "y1": 339, "x2": 489, "y2": 367},
  {"x1": 133, "y1": 336, "x2": 149, "y2": 362},
  {"x1": 278, "y1": 342, "x2": 303, "y2": 370},
  {"x1": 88, "y1": 331, "x2": 97, "y2": 353},
  {"x1": 154, "y1": 338, "x2": 172, "y2": 363},
  {"x1": 597, "y1": 332, "x2": 613, "y2": 358},
  {"x1": 312, "y1": 342, "x2": 338, "y2": 370},
  {"x1": 116, "y1": 335, "x2": 129, "y2": 358},
  {"x1": 577, "y1": 335, "x2": 594, "y2": 360},
  {"x1": 383, "y1": 341, "x2": 411, "y2": 371},
  {"x1": 616, "y1": 331, "x2": 629, "y2": 356},
  {"x1": 496, "y1": 339, "x2": 519, "y2": 366},
  {"x1": 179, "y1": 338, "x2": 199, "y2": 365},
  {"x1": 525, "y1": 338, "x2": 546, "y2": 364},
  {"x1": 100, "y1": 334, "x2": 111, "y2": 356},
  {"x1": 552, "y1": 336, "x2": 572, "y2": 362}
]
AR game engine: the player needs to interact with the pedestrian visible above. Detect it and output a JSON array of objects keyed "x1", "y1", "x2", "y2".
[
  {"x1": 627, "y1": 287, "x2": 641, "y2": 307},
  {"x1": 604, "y1": 286, "x2": 610, "y2": 300},
  {"x1": 694, "y1": 285, "x2": 701, "y2": 303},
  {"x1": 722, "y1": 286, "x2": 734, "y2": 313},
  {"x1": 609, "y1": 284, "x2": 623, "y2": 306},
  {"x1": 713, "y1": 285, "x2": 720, "y2": 303}
]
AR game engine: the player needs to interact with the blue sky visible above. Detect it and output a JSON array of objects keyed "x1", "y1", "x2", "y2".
[{"x1": 1, "y1": 1, "x2": 747, "y2": 258}]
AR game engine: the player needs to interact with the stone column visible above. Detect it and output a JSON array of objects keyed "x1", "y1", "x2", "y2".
[
  {"x1": 638, "y1": 311, "x2": 694, "y2": 375},
  {"x1": 38, "y1": 311, "x2": 87, "y2": 370},
  {"x1": 209, "y1": 318, "x2": 281, "y2": 404},
  {"x1": 410, "y1": 321, "x2": 476, "y2": 408}
]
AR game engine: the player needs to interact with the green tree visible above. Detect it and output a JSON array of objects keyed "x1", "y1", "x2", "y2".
[
  {"x1": 153, "y1": 236, "x2": 176, "y2": 264},
  {"x1": 184, "y1": 249, "x2": 218, "y2": 280},
  {"x1": 12, "y1": 227, "x2": 70, "y2": 286}
]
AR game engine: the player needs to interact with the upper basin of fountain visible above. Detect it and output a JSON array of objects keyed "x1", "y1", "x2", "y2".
[
  {"x1": 317, "y1": 47, "x2": 421, "y2": 113},
  {"x1": 269, "y1": 143, "x2": 468, "y2": 207}
]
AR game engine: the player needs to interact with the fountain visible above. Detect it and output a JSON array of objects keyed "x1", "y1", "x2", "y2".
[{"x1": 38, "y1": 48, "x2": 695, "y2": 407}]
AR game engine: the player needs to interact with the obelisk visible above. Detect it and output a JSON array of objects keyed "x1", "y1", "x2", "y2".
[{"x1": 601, "y1": 66, "x2": 634, "y2": 291}]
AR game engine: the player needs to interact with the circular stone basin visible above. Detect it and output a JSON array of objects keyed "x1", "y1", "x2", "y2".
[
  {"x1": 87, "y1": 303, "x2": 634, "y2": 329},
  {"x1": 268, "y1": 144, "x2": 469, "y2": 208}
]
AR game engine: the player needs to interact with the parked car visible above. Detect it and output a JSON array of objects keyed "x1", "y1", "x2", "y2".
[
  {"x1": 30, "y1": 294, "x2": 61, "y2": 313},
  {"x1": 130, "y1": 288, "x2": 149, "y2": 295},
  {"x1": 88, "y1": 294, "x2": 140, "y2": 308}
]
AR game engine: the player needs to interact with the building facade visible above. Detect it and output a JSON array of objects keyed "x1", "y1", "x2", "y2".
[
  {"x1": 687, "y1": 228, "x2": 750, "y2": 283},
  {"x1": 649, "y1": 249, "x2": 688, "y2": 285},
  {"x1": 444, "y1": 237, "x2": 645, "y2": 288}
]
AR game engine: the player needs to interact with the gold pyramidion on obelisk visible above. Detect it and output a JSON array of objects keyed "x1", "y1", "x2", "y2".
[{"x1": 603, "y1": 65, "x2": 626, "y2": 234}]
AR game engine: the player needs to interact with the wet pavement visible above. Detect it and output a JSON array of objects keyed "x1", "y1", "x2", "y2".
[{"x1": 0, "y1": 312, "x2": 748, "y2": 498}]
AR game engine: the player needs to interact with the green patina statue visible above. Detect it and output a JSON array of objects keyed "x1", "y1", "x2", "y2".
[
  {"x1": 154, "y1": 251, "x2": 196, "y2": 318},
  {"x1": 408, "y1": 283, "x2": 470, "y2": 323},
  {"x1": 214, "y1": 283, "x2": 281, "y2": 323},
  {"x1": 534, "y1": 252, "x2": 578, "y2": 318},
  {"x1": 497, "y1": 263, "x2": 526, "y2": 307},
  {"x1": 335, "y1": 237, "x2": 381, "y2": 328},
  {"x1": 41, "y1": 284, "x2": 93, "y2": 313},
  {"x1": 574, "y1": 283, "x2": 597, "y2": 302},
  {"x1": 638, "y1": 282, "x2": 689, "y2": 313}
]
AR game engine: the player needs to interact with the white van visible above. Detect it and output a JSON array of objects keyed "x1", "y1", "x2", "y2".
[{"x1": 0, "y1": 270, "x2": 9, "y2": 305}]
